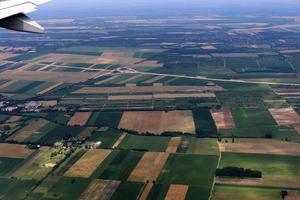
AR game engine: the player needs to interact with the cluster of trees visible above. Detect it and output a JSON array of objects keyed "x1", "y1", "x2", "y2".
[{"x1": 216, "y1": 167, "x2": 262, "y2": 178}]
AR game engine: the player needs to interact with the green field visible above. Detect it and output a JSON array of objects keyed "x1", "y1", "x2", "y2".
[
  {"x1": 146, "y1": 184, "x2": 170, "y2": 200},
  {"x1": 193, "y1": 108, "x2": 218, "y2": 137},
  {"x1": 99, "y1": 150, "x2": 143, "y2": 180},
  {"x1": 16, "y1": 148, "x2": 66, "y2": 181},
  {"x1": 177, "y1": 138, "x2": 220, "y2": 156},
  {"x1": 45, "y1": 177, "x2": 91, "y2": 200},
  {"x1": 87, "y1": 128, "x2": 122, "y2": 148},
  {"x1": 212, "y1": 185, "x2": 282, "y2": 200},
  {"x1": 219, "y1": 152, "x2": 300, "y2": 188},
  {"x1": 110, "y1": 181, "x2": 144, "y2": 200},
  {"x1": 87, "y1": 112, "x2": 123, "y2": 127},
  {"x1": 118, "y1": 134, "x2": 170, "y2": 152},
  {"x1": 157, "y1": 154, "x2": 218, "y2": 199},
  {"x1": 231, "y1": 108, "x2": 276, "y2": 128},
  {"x1": 0, "y1": 178, "x2": 36, "y2": 200},
  {"x1": 0, "y1": 157, "x2": 24, "y2": 176}
]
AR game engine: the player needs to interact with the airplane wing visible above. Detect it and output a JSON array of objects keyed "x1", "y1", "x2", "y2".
[{"x1": 0, "y1": 0, "x2": 50, "y2": 33}]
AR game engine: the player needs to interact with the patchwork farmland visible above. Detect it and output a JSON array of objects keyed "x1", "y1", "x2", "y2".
[{"x1": 1, "y1": 13, "x2": 300, "y2": 200}]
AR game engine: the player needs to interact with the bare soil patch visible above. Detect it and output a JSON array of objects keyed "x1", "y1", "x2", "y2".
[
  {"x1": 0, "y1": 143, "x2": 34, "y2": 158},
  {"x1": 211, "y1": 108, "x2": 235, "y2": 129},
  {"x1": 68, "y1": 112, "x2": 92, "y2": 126},
  {"x1": 64, "y1": 149, "x2": 111, "y2": 178},
  {"x1": 220, "y1": 139, "x2": 300, "y2": 156},
  {"x1": 286, "y1": 190, "x2": 300, "y2": 200},
  {"x1": 128, "y1": 152, "x2": 169, "y2": 182},
  {"x1": 165, "y1": 184, "x2": 189, "y2": 200},
  {"x1": 166, "y1": 137, "x2": 182, "y2": 153},
  {"x1": 118, "y1": 111, "x2": 195, "y2": 135},
  {"x1": 269, "y1": 107, "x2": 300, "y2": 125}
]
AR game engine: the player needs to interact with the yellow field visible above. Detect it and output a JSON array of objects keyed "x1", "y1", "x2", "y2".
[
  {"x1": 64, "y1": 149, "x2": 111, "y2": 178},
  {"x1": 118, "y1": 111, "x2": 195, "y2": 135},
  {"x1": 128, "y1": 152, "x2": 169, "y2": 182}
]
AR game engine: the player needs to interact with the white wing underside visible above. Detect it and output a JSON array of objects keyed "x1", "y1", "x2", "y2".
[{"x1": 0, "y1": 0, "x2": 50, "y2": 33}]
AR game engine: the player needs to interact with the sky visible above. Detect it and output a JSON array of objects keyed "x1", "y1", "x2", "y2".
[{"x1": 32, "y1": 0, "x2": 300, "y2": 18}]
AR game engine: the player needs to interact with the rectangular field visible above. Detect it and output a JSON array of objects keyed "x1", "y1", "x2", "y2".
[
  {"x1": 79, "y1": 179, "x2": 120, "y2": 200},
  {"x1": 269, "y1": 107, "x2": 300, "y2": 125},
  {"x1": 212, "y1": 185, "x2": 282, "y2": 200},
  {"x1": 7, "y1": 119, "x2": 49, "y2": 142},
  {"x1": 0, "y1": 143, "x2": 34, "y2": 159},
  {"x1": 64, "y1": 149, "x2": 111, "y2": 178},
  {"x1": 128, "y1": 152, "x2": 169, "y2": 182},
  {"x1": 219, "y1": 138, "x2": 300, "y2": 156},
  {"x1": 118, "y1": 111, "x2": 195, "y2": 134},
  {"x1": 211, "y1": 108, "x2": 235, "y2": 129},
  {"x1": 165, "y1": 184, "x2": 189, "y2": 200},
  {"x1": 166, "y1": 137, "x2": 182, "y2": 153},
  {"x1": 118, "y1": 135, "x2": 170, "y2": 152},
  {"x1": 218, "y1": 152, "x2": 300, "y2": 188},
  {"x1": 157, "y1": 154, "x2": 219, "y2": 200},
  {"x1": 74, "y1": 85, "x2": 224, "y2": 94},
  {"x1": 68, "y1": 112, "x2": 92, "y2": 126}
]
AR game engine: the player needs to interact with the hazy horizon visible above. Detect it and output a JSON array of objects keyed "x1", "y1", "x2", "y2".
[{"x1": 32, "y1": 0, "x2": 300, "y2": 18}]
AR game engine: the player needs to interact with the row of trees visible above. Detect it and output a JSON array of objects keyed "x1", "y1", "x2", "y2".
[{"x1": 216, "y1": 167, "x2": 262, "y2": 178}]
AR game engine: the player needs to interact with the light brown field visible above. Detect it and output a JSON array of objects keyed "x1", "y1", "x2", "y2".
[
  {"x1": 7, "y1": 119, "x2": 48, "y2": 142},
  {"x1": 166, "y1": 137, "x2": 182, "y2": 153},
  {"x1": 96, "y1": 75, "x2": 121, "y2": 85},
  {"x1": 6, "y1": 115, "x2": 22, "y2": 123},
  {"x1": 0, "y1": 53, "x2": 17, "y2": 60},
  {"x1": 269, "y1": 107, "x2": 300, "y2": 125},
  {"x1": 68, "y1": 112, "x2": 92, "y2": 126},
  {"x1": 0, "y1": 80, "x2": 17, "y2": 90},
  {"x1": 286, "y1": 190, "x2": 300, "y2": 200},
  {"x1": 0, "y1": 70, "x2": 96, "y2": 83},
  {"x1": 211, "y1": 108, "x2": 235, "y2": 129},
  {"x1": 112, "y1": 132, "x2": 127, "y2": 149},
  {"x1": 118, "y1": 111, "x2": 195, "y2": 134},
  {"x1": 139, "y1": 183, "x2": 153, "y2": 200},
  {"x1": 128, "y1": 152, "x2": 169, "y2": 182},
  {"x1": 219, "y1": 139, "x2": 300, "y2": 156},
  {"x1": 76, "y1": 127, "x2": 97, "y2": 139},
  {"x1": 64, "y1": 149, "x2": 111, "y2": 178},
  {"x1": 165, "y1": 184, "x2": 189, "y2": 200},
  {"x1": 79, "y1": 179, "x2": 120, "y2": 200},
  {"x1": 73, "y1": 85, "x2": 225, "y2": 94},
  {"x1": 37, "y1": 83, "x2": 62, "y2": 95},
  {"x1": 216, "y1": 176, "x2": 300, "y2": 188},
  {"x1": 0, "y1": 143, "x2": 34, "y2": 158}
]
